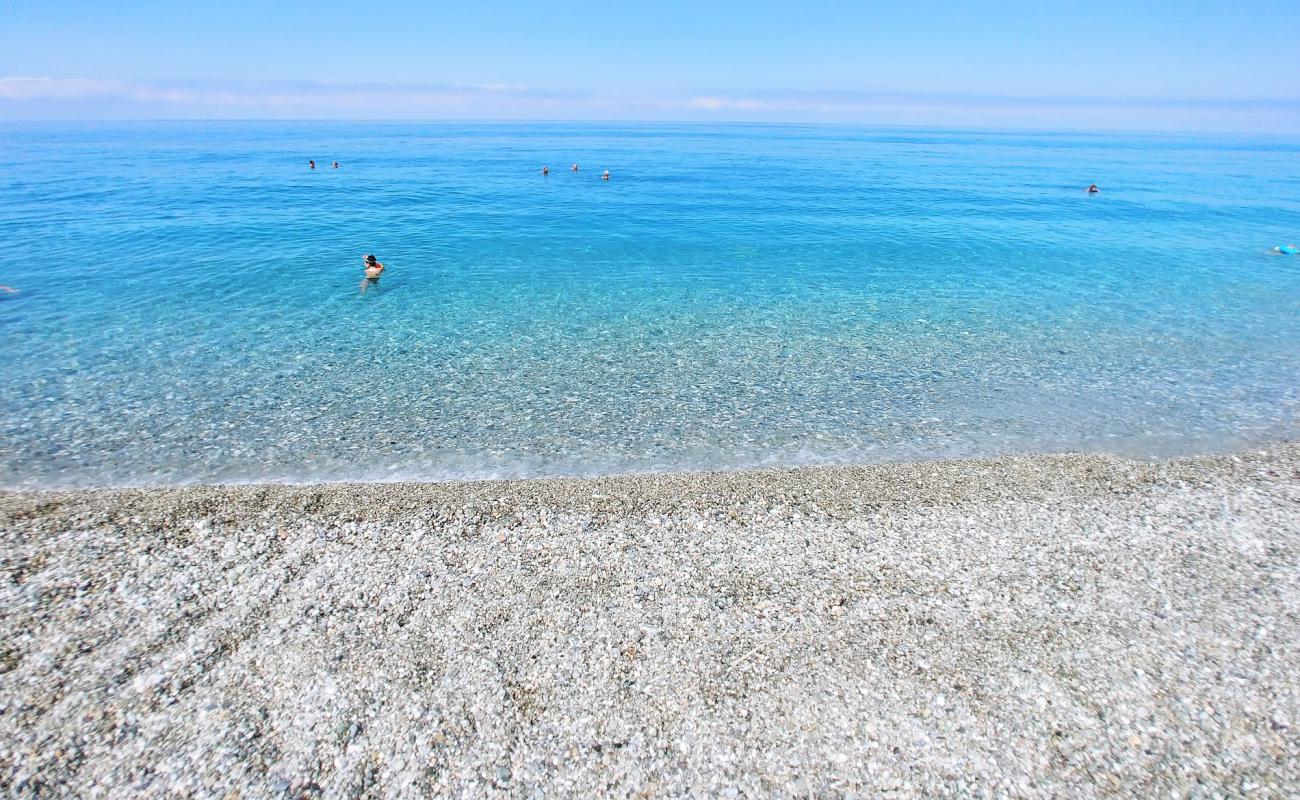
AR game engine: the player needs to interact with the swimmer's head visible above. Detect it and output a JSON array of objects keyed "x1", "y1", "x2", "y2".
[{"x1": 364, "y1": 254, "x2": 377, "y2": 265}]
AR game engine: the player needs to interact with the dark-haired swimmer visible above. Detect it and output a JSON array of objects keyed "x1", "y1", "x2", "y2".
[{"x1": 360, "y1": 254, "x2": 385, "y2": 294}]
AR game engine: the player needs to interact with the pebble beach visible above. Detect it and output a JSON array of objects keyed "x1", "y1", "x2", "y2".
[{"x1": 2, "y1": 445, "x2": 1298, "y2": 798}]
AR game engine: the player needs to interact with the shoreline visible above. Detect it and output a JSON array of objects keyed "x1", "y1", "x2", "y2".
[
  {"x1": 3, "y1": 442, "x2": 1293, "y2": 516},
  {"x1": 2, "y1": 445, "x2": 1298, "y2": 796}
]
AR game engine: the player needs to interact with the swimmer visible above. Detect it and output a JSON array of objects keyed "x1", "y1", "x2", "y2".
[
  {"x1": 0, "y1": 285, "x2": 17, "y2": 294},
  {"x1": 1087, "y1": 184, "x2": 1099, "y2": 193},
  {"x1": 602, "y1": 170, "x2": 610, "y2": 181},
  {"x1": 332, "y1": 161, "x2": 340, "y2": 169},
  {"x1": 1273, "y1": 244, "x2": 1300, "y2": 255},
  {"x1": 571, "y1": 163, "x2": 579, "y2": 172},
  {"x1": 309, "y1": 160, "x2": 316, "y2": 170},
  {"x1": 360, "y1": 254, "x2": 385, "y2": 294},
  {"x1": 542, "y1": 166, "x2": 550, "y2": 176}
]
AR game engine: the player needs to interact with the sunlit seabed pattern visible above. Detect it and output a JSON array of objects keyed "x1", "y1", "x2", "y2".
[{"x1": 1, "y1": 122, "x2": 1298, "y2": 487}]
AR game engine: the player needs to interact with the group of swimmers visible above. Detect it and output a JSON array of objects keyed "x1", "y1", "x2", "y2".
[
  {"x1": 356, "y1": 164, "x2": 610, "y2": 293},
  {"x1": 309, "y1": 160, "x2": 340, "y2": 169},
  {"x1": 542, "y1": 163, "x2": 610, "y2": 180}
]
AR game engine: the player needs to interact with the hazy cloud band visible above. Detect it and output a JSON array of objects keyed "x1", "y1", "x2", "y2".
[{"x1": 3, "y1": 77, "x2": 1298, "y2": 132}]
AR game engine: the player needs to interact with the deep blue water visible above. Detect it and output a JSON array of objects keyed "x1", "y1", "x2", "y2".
[{"x1": 1, "y1": 122, "x2": 1298, "y2": 488}]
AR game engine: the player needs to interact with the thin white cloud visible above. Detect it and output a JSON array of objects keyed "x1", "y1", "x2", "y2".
[
  {"x1": 2, "y1": 77, "x2": 1297, "y2": 132},
  {"x1": 0, "y1": 77, "x2": 124, "y2": 99}
]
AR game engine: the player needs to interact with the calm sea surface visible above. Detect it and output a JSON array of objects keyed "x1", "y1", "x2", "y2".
[{"x1": 1, "y1": 122, "x2": 1298, "y2": 488}]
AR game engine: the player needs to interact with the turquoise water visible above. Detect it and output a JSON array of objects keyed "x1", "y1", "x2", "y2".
[{"x1": 1, "y1": 122, "x2": 1298, "y2": 488}]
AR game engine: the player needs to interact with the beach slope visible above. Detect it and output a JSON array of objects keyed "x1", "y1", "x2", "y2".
[{"x1": 2, "y1": 447, "x2": 1298, "y2": 797}]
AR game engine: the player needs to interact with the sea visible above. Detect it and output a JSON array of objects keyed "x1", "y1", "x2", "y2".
[{"x1": 1, "y1": 122, "x2": 1298, "y2": 488}]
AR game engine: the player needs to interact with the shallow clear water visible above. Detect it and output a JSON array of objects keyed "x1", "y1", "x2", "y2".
[{"x1": 1, "y1": 122, "x2": 1298, "y2": 488}]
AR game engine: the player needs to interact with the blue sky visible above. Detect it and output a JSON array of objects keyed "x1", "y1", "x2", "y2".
[{"x1": 2, "y1": 0, "x2": 1298, "y2": 131}]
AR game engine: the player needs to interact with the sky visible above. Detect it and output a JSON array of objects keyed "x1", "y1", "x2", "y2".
[{"x1": 2, "y1": 0, "x2": 1298, "y2": 132}]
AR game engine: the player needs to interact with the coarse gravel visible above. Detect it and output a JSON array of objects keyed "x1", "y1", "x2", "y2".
[{"x1": 1, "y1": 446, "x2": 1298, "y2": 798}]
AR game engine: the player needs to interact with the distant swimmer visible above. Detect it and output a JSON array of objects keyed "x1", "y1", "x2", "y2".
[
  {"x1": 571, "y1": 163, "x2": 579, "y2": 172},
  {"x1": 542, "y1": 166, "x2": 550, "y2": 176},
  {"x1": 309, "y1": 160, "x2": 316, "y2": 170},
  {"x1": 0, "y1": 285, "x2": 17, "y2": 294},
  {"x1": 1273, "y1": 243, "x2": 1300, "y2": 255},
  {"x1": 360, "y1": 254, "x2": 385, "y2": 294},
  {"x1": 1087, "y1": 184, "x2": 1099, "y2": 193},
  {"x1": 332, "y1": 161, "x2": 340, "y2": 169},
  {"x1": 602, "y1": 170, "x2": 611, "y2": 181}
]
